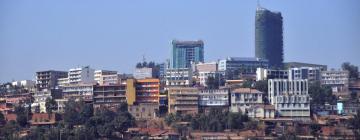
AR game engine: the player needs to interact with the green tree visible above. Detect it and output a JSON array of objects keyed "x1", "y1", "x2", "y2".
[
  {"x1": 241, "y1": 79, "x2": 254, "y2": 88},
  {"x1": 0, "y1": 113, "x2": 4, "y2": 125},
  {"x1": 206, "y1": 76, "x2": 219, "y2": 89},
  {"x1": 14, "y1": 105, "x2": 28, "y2": 127},
  {"x1": 309, "y1": 123, "x2": 322, "y2": 137},
  {"x1": 45, "y1": 97, "x2": 56, "y2": 114},
  {"x1": 348, "y1": 109, "x2": 360, "y2": 139},
  {"x1": 63, "y1": 99, "x2": 82, "y2": 127},
  {"x1": 254, "y1": 80, "x2": 268, "y2": 93},
  {"x1": 342, "y1": 62, "x2": 359, "y2": 79},
  {"x1": 79, "y1": 103, "x2": 94, "y2": 124},
  {"x1": 309, "y1": 82, "x2": 336, "y2": 105},
  {"x1": 0, "y1": 121, "x2": 20, "y2": 139}
]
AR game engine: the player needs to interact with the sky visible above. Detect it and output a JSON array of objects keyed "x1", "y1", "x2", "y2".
[{"x1": 0, "y1": 0, "x2": 359, "y2": 83}]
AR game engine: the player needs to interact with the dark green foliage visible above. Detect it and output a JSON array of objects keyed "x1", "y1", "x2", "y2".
[
  {"x1": 309, "y1": 123, "x2": 322, "y2": 137},
  {"x1": 0, "y1": 121, "x2": 20, "y2": 140},
  {"x1": 166, "y1": 108, "x2": 249, "y2": 132},
  {"x1": 14, "y1": 105, "x2": 28, "y2": 127},
  {"x1": 45, "y1": 97, "x2": 57, "y2": 114},
  {"x1": 241, "y1": 79, "x2": 254, "y2": 88},
  {"x1": 309, "y1": 81, "x2": 337, "y2": 105},
  {"x1": 205, "y1": 75, "x2": 225, "y2": 89},
  {"x1": 348, "y1": 110, "x2": 360, "y2": 139},
  {"x1": 254, "y1": 80, "x2": 267, "y2": 93},
  {"x1": 0, "y1": 113, "x2": 5, "y2": 124},
  {"x1": 63, "y1": 99, "x2": 83, "y2": 127},
  {"x1": 342, "y1": 62, "x2": 359, "y2": 79}
]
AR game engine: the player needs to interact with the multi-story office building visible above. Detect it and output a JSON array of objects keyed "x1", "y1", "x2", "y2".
[
  {"x1": 165, "y1": 68, "x2": 193, "y2": 87},
  {"x1": 256, "y1": 68, "x2": 288, "y2": 81},
  {"x1": 61, "y1": 84, "x2": 94, "y2": 102},
  {"x1": 255, "y1": 6, "x2": 283, "y2": 68},
  {"x1": 126, "y1": 78, "x2": 160, "y2": 105},
  {"x1": 288, "y1": 67, "x2": 321, "y2": 82},
  {"x1": 199, "y1": 89, "x2": 229, "y2": 112},
  {"x1": 218, "y1": 57, "x2": 268, "y2": 79},
  {"x1": 230, "y1": 88, "x2": 263, "y2": 114},
  {"x1": 134, "y1": 67, "x2": 154, "y2": 79},
  {"x1": 168, "y1": 87, "x2": 199, "y2": 114},
  {"x1": 36, "y1": 70, "x2": 68, "y2": 90},
  {"x1": 68, "y1": 66, "x2": 95, "y2": 85},
  {"x1": 171, "y1": 40, "x2": 204, "y2": 68},
  {"x1": 321, "y1": 70, "x2": 349, "y2": 93},
  {"x1": 94, "y1": 70, "x2": 118, "y2": 84},
  {"x1": 268, "y1": 79, "x2": 310, "y2": 119},
  {"x1": 285, "y1": 62, "x2": 327, "y2": 71},
  {"x1": 93, "y1": 84, "x2": 126, "y2": 109}
]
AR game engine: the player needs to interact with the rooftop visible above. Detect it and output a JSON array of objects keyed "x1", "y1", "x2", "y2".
[{"x1": 231, "y1": 88, "x2": 262, "y2": 94}]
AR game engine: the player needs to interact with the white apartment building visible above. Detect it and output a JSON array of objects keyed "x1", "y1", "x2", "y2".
[
  {"x1": 256, "y1": 68, "x2": 288, "y2": 81},
  {"x1": 321, "y1": 70, "x2": 349, "y2": 93},
  {"x1": 288, "y1": 67, "x2": 321, "y2": 81},
  {"x1": 268, "y1": 79, "x2": 310, "y2": 118},
  {"x1": 199, "y1": 89, "x2": 229, "y2": 107},
  {"x1": 68, "y1": 66, "x2": 95, "y2": 85},
  {"x1": 94, "y1": 70, "x2": 117, "y2": 83},
  {"x1": 31, "y1": 90, "x2": 52, "y2": 113},
  {"x1": 61, "y1": 84, "x2": 94, "y2": 101},
  {"x1": 134, "y1": 67, "x2": 153, "y2": 79},
  {"x1": 12, "y1": 80, "x2": 36, "y2": 91},
  {"x1": 230, "y1": 88, "x2": 263, "y2": 114},
  {"x1": 165, "y1": 68, "x2": 193, "y2": 87}
]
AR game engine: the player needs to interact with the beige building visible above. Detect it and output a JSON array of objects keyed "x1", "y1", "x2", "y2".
[
  {"x1": 230, "y1": 88, "x2": 263, "y2": 116},
  {"x1": 168, "y1": 87, "x2": 199, "y2": 114},
  {"x1": 128, "y1": 103, "x2": 159, "y2": 120}
]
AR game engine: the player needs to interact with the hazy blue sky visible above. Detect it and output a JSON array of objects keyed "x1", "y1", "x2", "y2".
[{"x1": 1, "y1": 0, "x2": 359, "y2": 82}]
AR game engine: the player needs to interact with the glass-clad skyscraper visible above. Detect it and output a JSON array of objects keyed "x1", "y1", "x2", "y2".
[
  {"x1": 255, "y1": 6, "x2": 284, "y2": 68},
  {"x1": 171, "y1": 40, "x2": 204, "y2": 68}
]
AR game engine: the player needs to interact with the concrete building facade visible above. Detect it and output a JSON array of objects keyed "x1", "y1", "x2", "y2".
[
  {"x1": 168, "y1": 87, "x2": 199, "y2": 114},
  {"x1": 36, "y1": 70, "x2": 68, "y2": 90},
  {"x1": 268, "y1": 79, "x2": 310, "y2": 119}
]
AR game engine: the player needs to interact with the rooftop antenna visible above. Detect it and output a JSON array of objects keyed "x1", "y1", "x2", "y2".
[
  {"x1": 142, "y1": 54, "x2": 146, "y2": 63},
  {"x1": 257, "y1": 0, "x2": 261, "y2": 8}
]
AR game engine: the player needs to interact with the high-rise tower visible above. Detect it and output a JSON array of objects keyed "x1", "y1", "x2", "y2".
[
  {"x1": 255, "y1": 6, "x2": 284, "y2": 68},
  {"x1": 171, "y1": 40, "x2": 204, "y2": 68}
]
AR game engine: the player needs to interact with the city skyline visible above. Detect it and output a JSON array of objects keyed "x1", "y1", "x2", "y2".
[{"x1": 1, "y1": 0, "x2": 360, "y2": 83}]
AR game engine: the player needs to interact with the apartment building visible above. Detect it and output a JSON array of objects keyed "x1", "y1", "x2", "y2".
[
  {"x1": 165, "y1": 68, "x2": 193, "y2": 87},
  {"x1": 268, "y1": 79, "x2": 310, "y2": 119},
  {"x1": 288, "y1": 67, "x2": 321, "y2": 82},
  {"x1": 168, "y1": 87, "x2": 199, "y2": 114},
  {"x1": 126, "y1": 78, "x2": 160, "y2": 105},
  {"x1": 321, "y1": 70, "x2": 349, "y2": 93},
  {"x1": 256, "y1": 68, "x2": 288, "y2": 81},
  {"x1": 93, "y1": 84, "x2": 127, "y2": 109},
  {"x1": 31, "y1": 90, "x2": 52, "y2": 113},
  {"x1": 61, "y1": 84, "x2": 94, "y2": 102},
  {"x1": 94, "y1": 70, "x2": 118, "y2": 84},
  {"x1": 134, "y1": 67, "x2": 154, "y2": 80},
  {"x1": 199, "y1": 89, "x2": 229, "y2": 112},
  {"x1": 36, "y1": 70, "x2": 68, "y2": 90},
  {"x1": 230, "y1": 88, "x2": 263, "y2": 114}
]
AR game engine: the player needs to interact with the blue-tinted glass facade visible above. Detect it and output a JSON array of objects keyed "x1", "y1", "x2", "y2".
[
  {"x1": 171, "y1": 40, "x2": 204, "y2": 68},
  {"x1": 255, "y1": 7, "x2": 284, "y2": 68}
]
